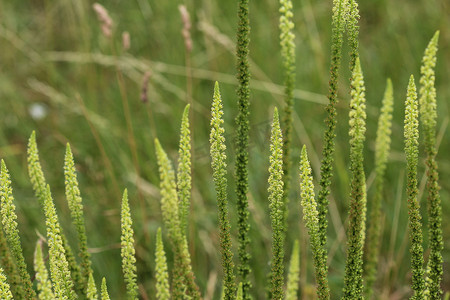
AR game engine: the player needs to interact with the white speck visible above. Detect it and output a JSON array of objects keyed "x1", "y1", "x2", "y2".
[{"x1": 29, "y1": 103, "x2": 48, "y2": 120}]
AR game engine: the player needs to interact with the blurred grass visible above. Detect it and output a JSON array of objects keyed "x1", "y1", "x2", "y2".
[{"x1": 0, "y1": 0, "x2": 449, "y2": 298}]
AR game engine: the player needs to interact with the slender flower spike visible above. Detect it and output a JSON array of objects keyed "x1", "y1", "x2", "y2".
[
  {"x1": 0, "y1": 219, "x2": 21, "y2": 299},
  {"x1": 299, "y1": 146, "x2": 330, "y2": 300},
  {"x1": 345, "y1": 0, "x2": 360, "y2": 72},
  {"x1": 316, "y1": 0, "x2": 348, "y2": 259},
  {"x1": 155, "y1": 228, "x2": 170, "y2": 300},
  {"x1": 343, "y1": 57, "x2": 367, "y2": 300},
  {"x1": 0, "y1": 161, "x2": 36, "y2": 299},
  {"x1": 268, "y1": 107, "x2": 285, "y2": 299},
  {"x1": 34, "y1": 240, "x2": 56, "y2": 300},
  {"x1": 404, "y1": 75, "x2": 426, "y2": 299},
  {"x1": 155, "y1": 139, "x2": 200, "y2": 299},
  {"x1": 101, "y1": 278, "x2": 110, "y2": 300},
  {"x1": 177, "y1": 104, "x2": 192, "y2": 236},
  {"x1": 285, "y1": 240, "x2": 300, "y2": 300},
  {"x1": 418, "y1": 31, "x2": 443, "y2": 299},
  {"x1": 27, "y1": 132, "x2": 84, "y2": 293},
  {"x1": 364, "y1": 79, "x2": 394, "y2": 298},
  {"x1": 235, "y1": 0, "x2": 252, "y2": 297},
  {"x1": 0, "y1": 268, "x2": 13, "y2": 300},
  {"x1": 210, "y1": 82, "x2": 236, "y2": 299},
  {"x1": 120, "y1": 189, "x2": 138, "y2": 300},
  {"x1": 43, "y1": 184, "x2": 76, "y2": 299},
  {"x1": 87, "y1": 272, "x2": 98, "y2": 300},
  {"x1": 279, "y1": 0, "x2": 296, "y2": 214},
  {"x1": 64, "y1": 144, "x2": 92, "y2": 290}
]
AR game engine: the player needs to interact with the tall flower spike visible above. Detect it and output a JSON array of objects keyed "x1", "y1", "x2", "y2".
[
  {"x1": 279, "y1": 0, "x2": 296, "y2": 219},
  {"x1": 267, "y1": 107, "x2": 286, "y2": 299},
  {"x1": 34, "y1": 240, "x2": 56, "y2": 300},
  {"x1": 342, "y1": 57, "x2": 367, "y2": 299},
  {"x1": 27, "y1": 132, "x2": 84, "y2": 294},
  {"x1": 155, "y1": 139, "x2": 200, "y2": 299},
  {"x1": 418, "y1": 31, "x2": 443, "y2": 299},
  {"x1": 155, "y1": 228, "x2": 170, "y2": 300},
  {"x1": 120, "y1": 189, "x2": 138, "y2": 300},
  {"x1": 177, "y1": 104, "x2": 192, "y2": 236},
  {"x1": 316, "y1": 0, "x2": 348, "y2": 259},
  {"x1": 0, "y1": 228, "x2": 22, "y2": 299},
  {"x1": 285, "y1": 240, "x2": 300, "y2": 300},
  {"x1": 0, "y1": 161, "x2": 36, "y2": 299},
  {"x1": 299, "y1": 146, "x2": 330, "y2": 299},
  {"x1": 87, "y1": 272, "x2": 98, "y2": 300},
  {"x1": 0, "y1": 268, "x2": 13, "y2": 300},
  {"x1": 345, "y1": 0, "x2": 360, "y2": 72},
  {"x1": 404, "y1": 75, "x2": 425, "y2": 299},
  {"x1": 210, "y1": 82, "x2": 236, "y2": 299},
  {"x1": 101, "y1": 278, "x2": 110, "y2": 300},
  {"x1": 364, "y1": 79, "x2": 394, "y2": 298},
  {"x1": 64, "y1": 143, "x2": 93, "y2": 292},
  {"x1": 43, "y1": 184, "x2": 76, "y2": 299},
  {"x1": 235, "y1": 0, "x2": 252, "y2": 297}
]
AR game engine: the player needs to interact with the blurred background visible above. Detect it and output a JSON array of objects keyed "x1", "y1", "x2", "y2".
[{"x1": 0, "y1": 0, "x2": 448, "y2": 298}]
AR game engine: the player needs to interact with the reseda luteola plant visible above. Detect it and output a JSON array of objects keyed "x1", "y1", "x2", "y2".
[{"x1": 0, "y1": 0, "x2": 446, "y2": 299}]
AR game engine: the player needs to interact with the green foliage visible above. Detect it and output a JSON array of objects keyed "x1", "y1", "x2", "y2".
[
  {"x1": 404, "y1": 75, "x2": 425, "y2": 299},
  {"x1": 299, "y1": 146, "x2": 330, "y2": 300},
  {"x1": 34, "y1": 240, "x2": 55, "y2": 300},
  {"x1": 364, "y1": 79, "x2": 394, "y2": 298},
  {"x1": 0, "y1": 268, "x2": 13, "y2": 300},
  {"x1": 278, "y1": 0, "x2": 296, "y2": 212},
  {"x1": 285, "y1": 240, "x2": 299, "y2": 300},
  {"x1": 101, "y1": 278, "x2": 111, "y2": 300},
  {"x1": 64, "y1": 143, "x2": 92, "y2": 293},
  {"x1": 210, "y1": 82, "x2": 236, "y2": 299},
  {"x1": 235, "y1": 0, "x2": 252, "y2": 297},
  {"x1": 267, "y1": 108, "x2": 285, "y2": 299},
  {"x1": 87, "y1": 272, "x2": 98, "y2": 300},
  {"x1": 155, "y1": 228, "x2": 170, "y2": 300},
  {"x1": 342, "y1": 57, "x2": 367, "y2": 299},
  {"x1": 120, "y1": 189, "x2": 138, "y2": 300},
  {"x1": 316, "y1": 0, "x2": 347, "y2": 256},
  {"x1": 0, "y1": 161, "x2": 36, "y2": 299},
  {"x1": 418, "y1": 31, "x2": 443, "y2": 299},
  {"x1": 177, "y1": 104, "x2": 192, "y2": 236}
]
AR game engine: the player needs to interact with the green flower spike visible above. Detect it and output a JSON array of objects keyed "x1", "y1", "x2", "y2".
[
  {"x1": 34, "y1": 240, "x2": 55, "y2": 300},
  {"x1": 0, "y1": 161, "x2": 36, "y2": 299},
  {"x1": 0, "y1": 268, "x2": 13, "y2": 300},
  {"x1": 155, "y1": 228, "x2": 170, "y2": 300},
  {"x1": 279, "y1": 0, "x2": 296, "y2": 215},
  {"x1": 155, "y1": 138, "x2": 200, "y2": 299},
  {"x1": 101, "y1": 278, "x2": 110, "y2": 300},
  {"x1": 120, "y1": 189, "x2": 138, "y2": 300},
  {"x1": 364, "y1": 79, "x2": 394, "y2": 298},
  {"x1": 210, "y1": 82, "x2": 236, "y2": 299},
  {"x1": 267, "y1": 107, "x2": 286, "y2": 300},
  {"x1": 342, "y1": 57, "x2": 367, "y2": 300},
  {"x1": 0, "y1": 228, "x2": 21, "y2": 299},
  {"x1": 316, "y1": 0, "x2": 348, "y2": 259},
  {"x1": 177, "y1": 104, "x2": 192, "y2": 236},
  {"x1": 87, "y1": 272, "x2": 98, "y2": 300},
  {"x1": 43, "y1": 184, "x2": 76, "y2": 299},
  {"x1": 404, "y1": 75, "x2": 425, "y2": 299},
  {"x1": 285, "y1": 240, "x2": 300, "y2": 300},
  {"x1": 64, "y1": 143, "x2": 93, "y2": 292},
  {"x1": 235, "y1": 0, "x2": 252, "y2": 297},
  {"x1": 300, "y1": 146, "x2": 330, "y2": 300},
  {"x1": 418, "y1": 31, "x2": 443, "y2": 299}
]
